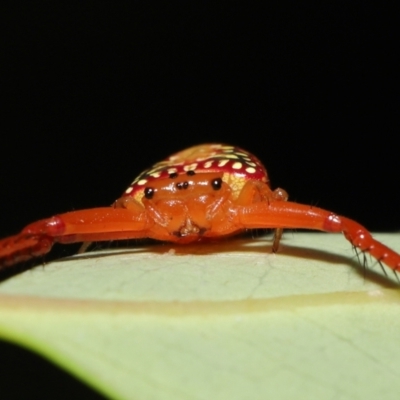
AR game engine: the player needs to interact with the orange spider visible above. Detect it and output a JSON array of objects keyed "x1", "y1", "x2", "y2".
[{"x1": 0, "y1": 143, "x2": 399, "y2": 275}]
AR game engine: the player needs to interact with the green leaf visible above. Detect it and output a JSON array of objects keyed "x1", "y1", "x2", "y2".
[{"x1": 0, "y1": 233, "x2": 400, "y2": 400}]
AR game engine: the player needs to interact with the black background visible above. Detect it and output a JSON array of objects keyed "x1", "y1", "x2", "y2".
[{"x1": 1, "y1": 2, "x2": 399, "y2": 398}]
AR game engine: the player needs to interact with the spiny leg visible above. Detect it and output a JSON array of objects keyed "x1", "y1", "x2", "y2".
[
  {"x1": 236, "y1": 201, "x2": 400, "y2": 275},
  {"x1": 236, "y1": 180, "x2": 289, "y2": 252},
  {"x1": 0, "y1": 207, "x2": 150, "y2": 268}
]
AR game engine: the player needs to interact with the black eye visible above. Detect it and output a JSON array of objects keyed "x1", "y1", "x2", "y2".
[
  {"x1": 144, "y1": 187, "x2": 155, "y2": 199},
  {"x1": 211, "y1": 178, "x2": 222, "y2": 190},
  {"x1": 169, "y1": 172, "x2": 178, "y2": 179},
  {"x1": 176, "y1": 181, "x2": 189, "y2": 190},
  {"x1": 186, "y1": 170, "x2": 195, "y2": 176}
]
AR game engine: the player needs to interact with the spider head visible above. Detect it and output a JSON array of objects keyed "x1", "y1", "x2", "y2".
[{"x1": 139, "y1": 172, "x2": 231, "y2": 240}]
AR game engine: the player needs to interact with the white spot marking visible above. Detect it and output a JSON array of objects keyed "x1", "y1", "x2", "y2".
[
  {"x1": 221, "y1": 154, "x2": 239, "y2": 159},
  {"x1": 246, "y1": 162, "x2": 257, "y2": 167},
  {"x1": 218, "y1": 159, "x2": 229, "y2": 167},
  {"x1": 167, "y1": 168, "x2": 178, "y2": 174},
  {"x1": 184, "y1": 163, "x2": 198, "y2": 171},
  {"x1": 125, "y1": 187, "x2": 133, "y2": 193},
  {"x1": 203, "y1": 161, "x2": 214, "y2": 168},
  {"x1": 245, "y1": 167, "x2": 256, "y2": 173},
  {"x1": 232, "y1": 162, "x2": 243, "y2": 170},
  {"x1": 137, "y1": 179, "x2": 148, "y2": 185},
  {"x1": 150, "y1": 171, "x2": 161, "y2": 178}
]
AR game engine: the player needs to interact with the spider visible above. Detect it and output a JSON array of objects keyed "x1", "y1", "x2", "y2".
[{"x1": 0, "y1": 143, "x2": 399, "y2": 275}]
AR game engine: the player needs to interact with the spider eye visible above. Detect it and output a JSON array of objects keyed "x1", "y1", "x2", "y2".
[
  {"x1": 211, "y1": 178, "x2": 222, "y2": 190},
  {"x1": 144, "y1": 187, "x2": 155, "y2": 199},
  {"x1": 186, "y1": 170, "x2": 195, "y2": 176},
  {"x1": 176, "y1": 181, "x2": 189, "y2": 190},
  {"x1": 169, "y1": 172, "x2": 178, "y2": 179}
]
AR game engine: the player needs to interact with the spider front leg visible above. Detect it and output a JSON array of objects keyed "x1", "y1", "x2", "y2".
[
  {"x1": 236, "y1": 200, "x2": 400, "y2": 273},
  {"x1": 0, "y1": 207, "x2": 150, "y2": 268},
  {"x1": 236, "y1": 180, "x2": 288, "y2": 252}
]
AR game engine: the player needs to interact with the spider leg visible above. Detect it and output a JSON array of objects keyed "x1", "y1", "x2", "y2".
[
  {"x1": 236, "y1": 201, "x2": 400, "y2": 274},
  {"x1": 0, "y1": 207, "x2": 150, "y2": 268},
  {"x1": 236, "y1": 180, "x2": 289, "y2": 252},
  {"x1": 78, "y1": 241, "x2": 92, "y2": 254}
]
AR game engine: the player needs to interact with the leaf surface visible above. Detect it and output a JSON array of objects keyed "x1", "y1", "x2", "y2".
[{"x1": 0, "y1": 233, "x2": 400, "y2": 399}]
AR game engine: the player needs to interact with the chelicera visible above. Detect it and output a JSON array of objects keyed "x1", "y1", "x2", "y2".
[{"x1": 0, "y1": 143, "x2": 399, "y2": 276}]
